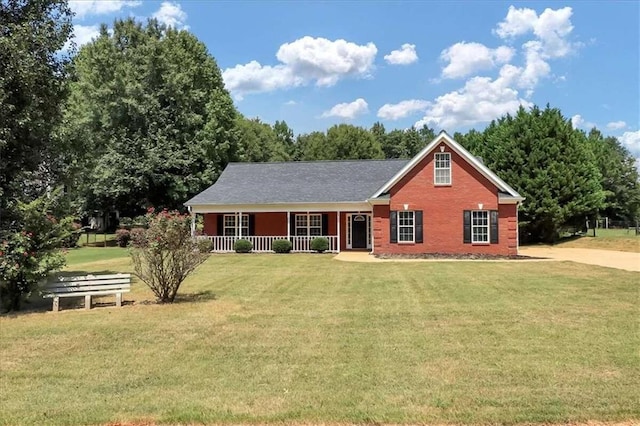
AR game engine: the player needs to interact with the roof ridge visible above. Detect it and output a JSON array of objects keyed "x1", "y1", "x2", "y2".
[{"x1": 227, "y1": 158, "x2": 409, "y2": 166}]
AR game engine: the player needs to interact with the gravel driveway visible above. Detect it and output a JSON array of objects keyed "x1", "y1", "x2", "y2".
[{"x1": 519, "y1": 246, "x2": 640, "y2": 272}]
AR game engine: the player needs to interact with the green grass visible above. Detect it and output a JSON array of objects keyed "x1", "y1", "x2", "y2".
[
  {"x1": 1, "y1": 252, "x2": 638, "y2": 425},
  {"x1": 65, "y1": 246, "x2": 130, "y2": 266},
  {"x1": 557, "y1": 228, "x2": 640, "y2": 252}
]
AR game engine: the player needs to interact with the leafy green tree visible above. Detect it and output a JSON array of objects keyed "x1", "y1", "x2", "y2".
[
  {"x1": 586, "y1": 129, "x2": 640, "y2": 221},
  {"x1": 299, "y1": 124, "x2": 383, "y2": 160},
  {"x1": 0, "y1": 0, "x2": 73, "y2": 211},
  {"x1": 273, "y1": 120, "x2": 296, "y2": 159},
  {"x1": 236, "y1": 117, "x2": 290, "y2": 162},
  {"x1": 0, "y1": 192, "x2": 74, "y2": 311},
  {"x1": 473, "y1": 105, "x2": 605, "y2": 242},
  {"x1": 296, "y1": 131, "x2": 328, "y2": 160},
  {"x1": 62, "y1": 18, "x2": 238, "y2": 216}
]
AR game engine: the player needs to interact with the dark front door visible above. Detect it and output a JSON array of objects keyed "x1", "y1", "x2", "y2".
[{"x1": 351, "y1": 215, "x2": 367, "y2": 249}]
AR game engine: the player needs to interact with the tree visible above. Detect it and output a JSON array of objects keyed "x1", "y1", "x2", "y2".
[
  {"x1": 0, "y1": 0, "x2": 73, "y2": 213},
  {"x1": 296, "y1": 131, "x2": 328, "y2": 160},
  {"x1": 62, "y1": 18, "x2": 238, "y2": 216},
  {"x1": 0, "y1": 191, "x2": 74, "y2": 311},
  {"x1": 130, "y1": 209, "x2": 211, "y2": 303},
  {"x1": 236, "y1": 117, "x2": 290, "y2": 162},
  {"x1": 586, "y1": 129, "x2": 640, "y2": 222},
  {"x1": 299, "y1": 124, "x2": 383, "y2": 160},
  {"x1": 273, "y1": 120, "x2": 296, "y2": 159},
  {"x1": 471, "y1": 106, "x2": 605, "y2": 242}
]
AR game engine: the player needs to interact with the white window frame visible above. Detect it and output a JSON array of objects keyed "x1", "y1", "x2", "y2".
[
  {"x1": 471, "y1": 210, "x2": 489, "y2": 243},
  {"x1": 295, "y1": 213, "x2": 322, "y2": 236},
  {"x1": 224, "y1": 214, "x2": 248, "y2": 237},
  {"x1": 398, "y1": 211, "x2": 415, "y2": 243},
  {"x1": 434, "y1": 152, "x2": 451, "y2": 185}
]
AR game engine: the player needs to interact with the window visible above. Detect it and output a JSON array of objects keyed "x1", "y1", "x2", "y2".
[
  {"x1": 224, "y1": 214, "x2": 248, "y2": 237},
  {"x1": 398, "y1": 211, "x2": 415, "y2": 243},
  {"x1": 471, "y1": 210, "x2": 489, "y2": 243},
  {"x1": 434, "y1": 152, "x2": 451, "y2": 185},
  {"x1": 295, "y1": 214, "x2": 322, "y2": 236}
]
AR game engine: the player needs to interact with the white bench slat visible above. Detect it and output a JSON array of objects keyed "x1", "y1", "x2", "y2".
[
  {"x1": 45, "y1": 278, "x2": 131, "y2": 289},
  {"x1": 51, "y1": 274, "x2": 131, "y2": 282},
  {"x1": 45, "y1": 283, "x2": 131, "y2": 293},
  {"x1": 43, "y1": 289, "x2": 131, "y2": 298}
]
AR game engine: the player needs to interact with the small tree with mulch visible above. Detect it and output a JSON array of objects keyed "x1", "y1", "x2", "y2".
[{"x1": 130, "y1": 209, "x2": 210, "y2": 303}]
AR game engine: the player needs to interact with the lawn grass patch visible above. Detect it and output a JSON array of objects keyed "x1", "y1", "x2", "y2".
[
  {"x1": 556, "y1": 228, "x2": 639, "y2": 252},
  {"x1": 1, "y1": 253, "x2": 638, "y2": 425}
]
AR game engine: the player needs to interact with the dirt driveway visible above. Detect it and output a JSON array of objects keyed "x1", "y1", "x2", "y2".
[{"x1": 518, "y1": 246, "x2": 639, "y2": 272}]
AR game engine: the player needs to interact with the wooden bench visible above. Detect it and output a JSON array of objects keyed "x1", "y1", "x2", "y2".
[{"x1": 43, "y1": 274, "x2": 131, "y2": 312}]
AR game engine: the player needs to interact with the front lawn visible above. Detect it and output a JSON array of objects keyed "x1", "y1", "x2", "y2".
[
  {"x1": 1, "y1": 252, "x2": 638, "y2": 425},
  {"x1": 556, "y1": 228, "x2": 640, "y2": 252}
]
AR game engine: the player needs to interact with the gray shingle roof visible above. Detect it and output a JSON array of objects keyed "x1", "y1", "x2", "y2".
[{"x1": 185, "y1": 159, "x2": 409, "y2": 205}]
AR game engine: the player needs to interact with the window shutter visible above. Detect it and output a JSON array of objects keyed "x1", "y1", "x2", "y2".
[
  {"x1": 390, "y1": 211, "x2": 397, "y2": 243},
  {"x1": 249, "y1": 214, "x2": 255, "y2": 236},
  {"x1": 322, "y1": 214, "x2": 329, "y2": 236},
  {"x1": 490, "y1": 210, "x2": 499, "y2": 244},
  {"x1": 415, "y1": 210, "x2": 423, "y2": 243},
  {"x1": 463, "y1": 210, "x2": 471, "y2": 243},
  {"x1": 289, "y1": 214, "x2": 296, "y2": 237},
  {"x1": 216, "y1": 215, "x2": 223, "y2": 236}
]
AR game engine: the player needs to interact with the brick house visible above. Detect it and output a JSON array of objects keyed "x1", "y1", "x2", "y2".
[{"x1": 185, "y1": 132, "x2": 524, "y2": 256}]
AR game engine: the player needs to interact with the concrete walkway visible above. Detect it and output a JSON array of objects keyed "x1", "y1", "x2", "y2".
[{"x1": 334, "y1": 248, "x2": 640, "y2": 272}]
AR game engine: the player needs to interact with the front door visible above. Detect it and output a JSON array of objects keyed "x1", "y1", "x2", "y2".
[{"x1": 351, "y1": 215, "x2": 367, "y2": 249}]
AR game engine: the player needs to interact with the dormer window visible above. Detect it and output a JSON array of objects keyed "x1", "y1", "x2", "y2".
[{"x1": 434, "y1": 152, "x2": 451, "y2": 185}]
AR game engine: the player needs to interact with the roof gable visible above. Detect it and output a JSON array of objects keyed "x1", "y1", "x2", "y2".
[{"x1": 371, "y1": 132, "x2": 523, "y2": 200}]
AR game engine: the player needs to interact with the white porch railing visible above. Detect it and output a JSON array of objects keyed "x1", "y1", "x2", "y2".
[{"x1": 196, "y1": 235, "x2": 339, "y2": 253}]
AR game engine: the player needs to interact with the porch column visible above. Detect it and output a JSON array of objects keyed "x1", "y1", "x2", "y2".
[
  {"x1": 237, "y1": 211, "x2": 242, "y2": 237},
  {"x1": 336, "y1": 211, "x2": 341, "y2": 253},
  {"x1": 287, "y1": 211, "x2": 290, "y2": 240},
  {"x1": 190, "y1": 209, "x2": 196, "y2": 238}
]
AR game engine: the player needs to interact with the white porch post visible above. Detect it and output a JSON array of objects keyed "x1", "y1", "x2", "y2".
[
  {"x1": 336, "y1": 211, "x2": 341, "y2": 253},
  {"x1": 287, "y1": 211, "x2": 290, "y2": 240},
  {"x1": 237, "y1": 211, "x2": 242, "y2": 237},
  {"x1": 190, "y1": 208, "x2": 196, "y2": 238}
]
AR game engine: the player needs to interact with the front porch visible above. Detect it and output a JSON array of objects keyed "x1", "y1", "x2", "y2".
[{"x1": 191, "y1": 209, "x2": 373, "y2": 253}]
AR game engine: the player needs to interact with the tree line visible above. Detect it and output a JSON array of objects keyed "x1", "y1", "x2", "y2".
[{"x1": 1, "y1": 2, "x2": 639, "y2": 308}]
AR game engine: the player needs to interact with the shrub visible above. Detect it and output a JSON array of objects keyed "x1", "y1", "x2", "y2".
[
  {"x1": 234, "y1": 239, "x2": 252, "y2": 253},
  {"x1": 61, "y1": 222, "x2": 82, "y2": 248},
  {"x1": 272, "y1": 239, "x2": 292, "y2": 253},
  {"x1": 118, "y1": 217, "x2": 134, "y2": 229},
  {"x1": 196, "y1": 238, "x2": 213, "y2": 253},
  {"x1": 310, "y1": 237, "x2": 329, "y2": 253},
  {"x1": 130, "y1": 210, "x2": 210, "y2": 303},
  {"x1": 115, "y1": 229, "x2": 131, "y2": 247}
]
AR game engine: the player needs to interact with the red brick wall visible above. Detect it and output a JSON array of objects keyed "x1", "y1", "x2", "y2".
[{"x1": 373, "y1": 142, "x2": 518, "y2": 256}]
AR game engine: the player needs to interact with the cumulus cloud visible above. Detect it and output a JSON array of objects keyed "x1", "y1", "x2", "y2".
[
  {"x1": 619, "y1": 130, "x2": 640, "y2": 157},
  {"x1": 441, "y1": 42, "x2": 514, "y2": 79},
  {"x1": 223, "y1": 36, "x2": 377, "y2": 98},
  {"x1": 571, "y1": 114, "x2": 595, "y2": 129},
  {"x1": 606, "y1": 121, "x2": 627, "y2": 130},
  {"x1": 377, "y1": 100, "x2": 429, "y2": 120},
  {"x1": 321, "y1": 98, "x2": 369, "y2": 120},
  {"x1": 384, "y1": 44, "x2": 418, "y2": 65},
  {"x1": 63, "y1": 24, "x2": 100, "y2": 51},
  {"x1": 69, "y1": 0, "x2": 141, "y2": 19},
  {"x1": 152, "y1": 2, "x2": 188, "y2": 29},
  {"x1": 415, "y1": 64, "x2": 532, "y2": 129}
]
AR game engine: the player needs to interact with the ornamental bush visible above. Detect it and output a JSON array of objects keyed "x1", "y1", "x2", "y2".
[
  {"x1": 234, "y1": 239, "x2": 252, "y2": 253},
  {"x1": 115, "y1": 229, "x2": 131, "y2": 247},
  {"x1": 272, "y1": 239, "x2": 292, "y2": 253},
  {"x1": 130, "y1": 209, "x2": 210, "y2": 303},
  {"x1": 310, "y1": 237, "x2": 329, "y2": 253}
]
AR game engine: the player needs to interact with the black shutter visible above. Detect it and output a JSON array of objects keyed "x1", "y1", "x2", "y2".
[
  {"x1": 390, "y1": 211, "x2": 397, "y2": 243},
  {"x1": 322, "y1": 214, "x2": 329, "y2": 236},
  {"x1": 290, "y1": 214, "x2": 296, "y2": 237},
  {"x1": 249, "y1": 214, "x2": 255, "y2": 236},
  {"x1": 216, "y1": 214, "x2": 223, "y2": 236},
  {"x1": 490, "y1": 210, "x2": 499, "y2": 244},
  {"x1": 415, "y1": 210, "x2": 423, "y2": 243},
  {"x1": 463, "y1": 210, "x2": 471, "y2": 243}
]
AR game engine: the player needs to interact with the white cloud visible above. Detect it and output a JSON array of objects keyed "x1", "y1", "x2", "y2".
[
  {"x1": 63, "y1": 24, "x2": 100, "y2": 51},
  {"x1": 606, "y1": 121, "x2": 627, "y2": 130},
  {"x1": 321, "y1": 98, "x2": 369, "y2": 120},
  {"x1": 152, "y1": 2, "x2": 188, "y2": 29},
  {"x1": 223, "y1": 36, "x2": 377, "y2": 98},
  {"x1": 415, "y1": 64, "x2": 532, "y2": 129},
  {"x1": 619, "y1": 130, "x2": 640, "y2": 157},
  {"x1": 377, "y1": 99, "x2": 429, "y2": 120},
  {"x1": 571, "y1": 114, "x2": 584, "y2": 129},
  {"x1": 69, "y1": 0, "x2": 141, "y2": 19},
  {"x1": 441, "y1": 42, "x2": 514, "y2": 79},
  {"x1": 284, "y1": 100, "x2": 297, "y2": 106},
  {"x1": 384, "y1": 44, "x2": 418, "y2": 65},
  {"x1": 494, "y1": 6, "x2": 538, "y2": 38}
]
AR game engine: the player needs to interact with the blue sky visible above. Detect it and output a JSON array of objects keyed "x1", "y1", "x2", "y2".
[{"x1": 69, "y1": 1, "x2": 639, "y2": 159}]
